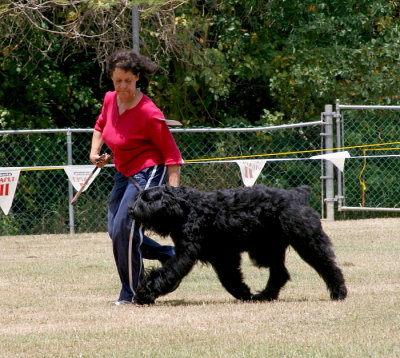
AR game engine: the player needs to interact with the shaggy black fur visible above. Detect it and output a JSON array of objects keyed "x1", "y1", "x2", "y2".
[{"x1": 128, "y1": 185, "x2": 347, "y2": 304}]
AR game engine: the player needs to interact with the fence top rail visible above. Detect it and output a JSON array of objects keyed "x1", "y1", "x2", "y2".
[
  {"x1": 0, "y1": 121, "x2": 323, "y2": 136},
  {"x1": 171, "y1": 121, "x2": 322, "y2": 133},
  {"x1": 0, "y1": 128, "x2": 92, "y2": 135},
  {"x1": 337, "y1": 104, "x2": 400, "y2": 110}
]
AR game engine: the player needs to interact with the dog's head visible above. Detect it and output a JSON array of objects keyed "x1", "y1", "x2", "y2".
[{"x1": 128, "y1": 185, "x2": 190, "y2": 236}]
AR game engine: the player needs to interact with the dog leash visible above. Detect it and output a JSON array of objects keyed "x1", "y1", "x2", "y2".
[
  {"x1": 129, "y1": 176, "x2": 143, "y2": 191},
  {"x1": 70, "y1": 152, "x2": 112, "y2": 205}
]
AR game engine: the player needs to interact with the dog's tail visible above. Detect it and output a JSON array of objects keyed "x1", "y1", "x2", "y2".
[{"x1": 293, "y1": 185, "x2": 311, "y2": 204}]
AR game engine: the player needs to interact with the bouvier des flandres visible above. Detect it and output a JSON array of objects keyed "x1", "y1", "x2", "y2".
[{"x1": 128, "y1": 185, "x2": 347, "y2": 304}]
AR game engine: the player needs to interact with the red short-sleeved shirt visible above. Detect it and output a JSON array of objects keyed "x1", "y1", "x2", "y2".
[{"x1": 94, "y1": 91, "x2": 183, "y2": 177}]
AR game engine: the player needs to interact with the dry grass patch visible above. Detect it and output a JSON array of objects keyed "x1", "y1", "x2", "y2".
[{"x1": 1, "y1": 218, "x2": 399, "y2": 357}]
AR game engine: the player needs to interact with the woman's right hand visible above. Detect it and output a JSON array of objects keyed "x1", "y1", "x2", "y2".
[{"x1": 90, "y1": 153, "x2": 112, "y2": 168}]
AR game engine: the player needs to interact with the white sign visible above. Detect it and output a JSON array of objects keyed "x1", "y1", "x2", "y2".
[
  {"x1": 236, "y1": 160, "x2": 267, "y2": 187},
  {"x1": 64, "y1": 166, "x2": 101, "y2": 192},
  {"x1": 0, "y1": 169, "x2": 21, "y2": 215}
]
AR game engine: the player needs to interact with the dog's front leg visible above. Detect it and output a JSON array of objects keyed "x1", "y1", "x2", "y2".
[
  {"x1": 209, "y1": 254, "x2": 253, "y2": 301},
  {"x1": 135, "y1": 250, "x2": 197, "y2": 305}
]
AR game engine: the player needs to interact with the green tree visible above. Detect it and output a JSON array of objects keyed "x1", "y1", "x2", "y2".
[
  {"x1": 1, "y1": 0, "x2": 400, "y2": 128},
  {"x1": 142, "y1": 0, "x2": 400, "y2": 125},
  {"x1": 0, "y1": 0, "x2": 178, "y2": 128},
  {"x1": 266, "y1": 0, "x2": 400, "y2": 121}
]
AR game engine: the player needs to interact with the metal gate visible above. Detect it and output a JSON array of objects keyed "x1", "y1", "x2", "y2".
[{"x1": 332, "y1": 100, "x2": 400, "y2": 215}]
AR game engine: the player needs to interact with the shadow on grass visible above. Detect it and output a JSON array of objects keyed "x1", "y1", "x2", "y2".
[{"x1": 142, "y1": 296, "x2": 332, "y2": 307}]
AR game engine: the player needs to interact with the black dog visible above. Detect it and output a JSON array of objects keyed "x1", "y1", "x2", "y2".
[{"x1": 128, "y1": 185, "x2": 347, "y2": 304}]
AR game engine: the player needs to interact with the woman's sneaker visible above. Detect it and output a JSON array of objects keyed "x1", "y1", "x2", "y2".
[{"x1": 110, "y1": 299, "x2": 133, "y2": 306}]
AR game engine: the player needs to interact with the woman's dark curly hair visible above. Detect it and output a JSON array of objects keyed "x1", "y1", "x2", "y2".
[{"x1": 106, "y1": 49, "x2": 158, "y2": 78}]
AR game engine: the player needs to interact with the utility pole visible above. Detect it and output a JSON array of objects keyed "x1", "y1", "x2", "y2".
[{"x1": 132, "y1": 4, "x2": 140, "y2": 52}]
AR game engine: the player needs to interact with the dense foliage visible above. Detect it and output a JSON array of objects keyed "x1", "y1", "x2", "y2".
[{"x1": 1, "y1": 0, "x2": 400, "y2": 129}]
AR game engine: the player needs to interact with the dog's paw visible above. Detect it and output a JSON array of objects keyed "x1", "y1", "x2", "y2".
[
  {"x1": 134, "y1": 296, "x2": 155, "y2": 305},
  {"x1": 330, "y1": 284, "x2": 348, "y2": 301},
  {"x1": 134, "y1": 290, "x2": 156, "y2": 305},
  {"x1": 251, "y1": 292, "x2": 277, "y2": 301},
  {"x1": 135, "y1": 285, "x2": 157, "y2": 305}
]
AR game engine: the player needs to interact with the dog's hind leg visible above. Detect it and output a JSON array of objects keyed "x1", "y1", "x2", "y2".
[
  {"x1": 290, "y1": 234, "x2": 347, "y2": 300},
  {"x1": 209, "y1": 253, "x2": 252, "y2": 301},
  {"x1": 280, "y1": 209, "x2": 347, "y2": 300}
]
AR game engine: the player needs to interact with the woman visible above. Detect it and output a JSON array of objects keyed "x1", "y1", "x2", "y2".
[{"x1": 90, "y1": 49, "x2": 183, "y2": 305}]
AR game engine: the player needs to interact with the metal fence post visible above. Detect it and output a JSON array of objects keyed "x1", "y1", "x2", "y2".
[
  {"x1": 323, "y1": 105, "x2": 335, "y2": 220},
  {"x1": 66, "y1": 130, "x2": 75, "y2": 234},
  {"x1": 335, "y1": 99, "x2": 344, "y2": 210}
]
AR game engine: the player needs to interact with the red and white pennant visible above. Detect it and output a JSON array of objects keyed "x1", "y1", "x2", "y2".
[
  {"x1": 0, "y1": 169, "x2": 21, "y2": 215},
  {"x1": 236, "y1": 160, "x2": 267, "y2": 187}
]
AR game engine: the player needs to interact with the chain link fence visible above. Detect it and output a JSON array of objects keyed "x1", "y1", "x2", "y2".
[
  {"x1": 335, "y1": 102, "x2": 400, "y2": 219},
  {"x1": 1, "y1": 123, "x2": 324, "y2": 236},
  {"x1": 3, "y1": 102, "x2": 400, "y2": 235}
]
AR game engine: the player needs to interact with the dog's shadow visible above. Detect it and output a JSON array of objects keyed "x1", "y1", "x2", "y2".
[{"x1": 148, "y1": 297, "x2": 331, "y2": 307}]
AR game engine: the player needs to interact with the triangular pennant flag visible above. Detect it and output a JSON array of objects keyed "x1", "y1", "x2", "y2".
[
  {"x1": 64, "y1": 166, "x2": 101, "y2": 192},
  {"x1": 236, "y1": 160, "x2": 267, "y2": 187},
  {"x1": 0, "y1": 169, "x2": 21, "y2": 215},
  {"x1": 310, "y1": 151, "x2": 351, "y2": 172}
]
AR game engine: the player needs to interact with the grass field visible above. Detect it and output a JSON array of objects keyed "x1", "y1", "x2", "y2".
[{"x1": 1, "y1": 218, "x2": 399, "y2": 358}]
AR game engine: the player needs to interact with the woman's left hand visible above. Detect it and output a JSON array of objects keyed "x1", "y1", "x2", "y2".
[{"x1": 167, "y1": 165, "x2": 181, "y2": 187}]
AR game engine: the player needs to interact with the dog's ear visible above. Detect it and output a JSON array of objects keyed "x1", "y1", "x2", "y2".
[
  {"x1": 161, "y1": 186, "x2": 191, "y2": 213},
  {"x1": 135, "y1": 185, "x2": 191, "y2": 216},
  {"x1": 139, "y1": 186, "x2": 165, "y2": 203},
  {"x1": 162, "y1": 185, "x2": 189, "y2": 199}
]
